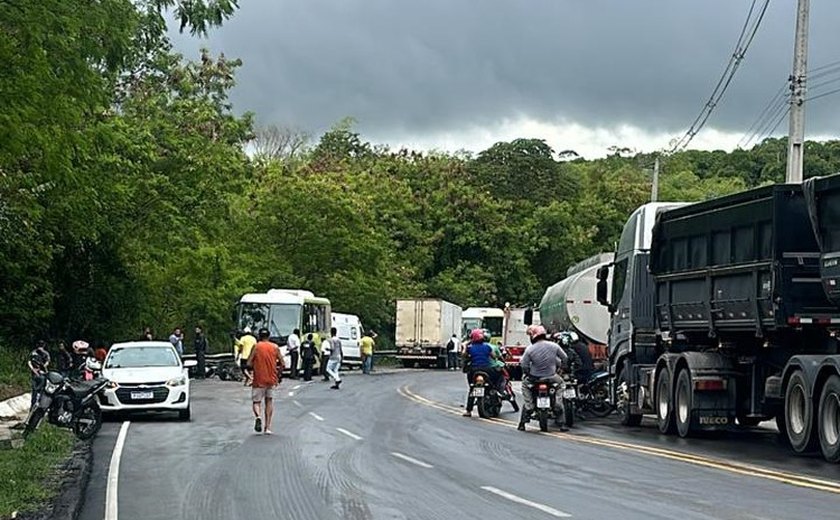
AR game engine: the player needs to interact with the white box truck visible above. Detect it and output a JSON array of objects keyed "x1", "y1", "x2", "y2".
[{"x1": 395, "y1": 298, "x2": 462, "y2": 368}]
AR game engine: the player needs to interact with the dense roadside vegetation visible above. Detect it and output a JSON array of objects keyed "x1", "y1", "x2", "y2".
[{"x1": 3, "y1": 0, "x2": 840, "y2": 355}]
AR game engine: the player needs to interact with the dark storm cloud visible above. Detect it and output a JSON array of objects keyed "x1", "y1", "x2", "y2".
[{"x1": 172, "y1": 0, "x2": 840, "y2": 142}]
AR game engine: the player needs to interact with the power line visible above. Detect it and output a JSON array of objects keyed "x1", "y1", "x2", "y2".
[
  {"x1": 738, "y1": 83, "x2": 787, "y2": 147},
  {"x1": 807, "y1": 86, "x2": 840, "y2": 103},
  {"x1": 669, "y1": 0, "x2": 770, "y2": 153}
]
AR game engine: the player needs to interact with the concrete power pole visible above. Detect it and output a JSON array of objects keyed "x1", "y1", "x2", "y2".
[
  {"x1": 786, "y1": 0, "x2": 810, "y2": 183},
  {"x1": 651, "y1": 155, "x2": 660, "y2": 202}
]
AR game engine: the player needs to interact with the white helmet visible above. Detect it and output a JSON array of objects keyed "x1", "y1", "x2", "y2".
[{"x1": 568, "y1": 331, "x2": 580, "y2": 343}]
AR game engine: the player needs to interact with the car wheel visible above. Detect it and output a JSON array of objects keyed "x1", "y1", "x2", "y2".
[{"x1": 179, "y1": 404, "x2": 191, "y2": 422}]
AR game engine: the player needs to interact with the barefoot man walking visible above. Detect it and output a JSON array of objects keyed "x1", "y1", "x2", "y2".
[{"x1": 248, "y1": 327, "x2": 284, "y2": 434}]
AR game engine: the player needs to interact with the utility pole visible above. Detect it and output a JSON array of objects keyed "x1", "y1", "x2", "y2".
[
  {"x1": 651, "y1": 155, "x2": 660, "y2": 202},
  {"x1": 786, "y1": 0, "x2": 809, "y2": 183}
]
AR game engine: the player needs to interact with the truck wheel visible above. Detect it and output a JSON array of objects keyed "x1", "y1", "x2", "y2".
[
  {"x1": 402, "y1": 360, "x2": 415, "y2": 369},
  {"x1": 617, "y1": 362, "x2": 642, "y2": 427},
  {"x1": 674, "y1": 368, "x2": 693, "y2": 438},
  {"x1": 785, "y1": 370, "x2": 817, "y2": 453},
  {"x1": 818, "y1": 374, "x2": 840, "y2": 462},
  {"x1": 656, "y1": 367, "x2": 676, "y2": 434}
]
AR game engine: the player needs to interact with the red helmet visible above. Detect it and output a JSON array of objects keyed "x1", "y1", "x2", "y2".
[
  {"x1": 527, "y1": 325, "x2": 547, "y2": 340},
  {"x1": 470, "y1": 328, "x2": 485, "y2": 343}
]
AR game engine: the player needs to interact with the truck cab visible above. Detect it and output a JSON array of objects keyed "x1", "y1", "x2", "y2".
[{"x1": 596, "y1": 203, "x2": 686, "y2": 425}]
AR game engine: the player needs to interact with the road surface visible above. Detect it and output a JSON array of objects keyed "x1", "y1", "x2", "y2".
[{"x1": 79, "y1": 370, "x2": 840, "y2": 520}]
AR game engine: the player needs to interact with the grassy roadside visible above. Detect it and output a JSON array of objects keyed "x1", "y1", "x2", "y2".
[
  {"x1": 0, "y1": 425, "x2": 74, "y2": 519},
  {"x1": 0, "y1": 347, "x2": 28, "y2": 401}
]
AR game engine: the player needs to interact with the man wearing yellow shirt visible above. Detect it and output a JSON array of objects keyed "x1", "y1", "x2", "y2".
[
  {"x1": 360, "y1": 330, "x2": 375, "y2": 375},
  {"x1": 235, "y1": 327, "x2": 257, "y2": 385}
]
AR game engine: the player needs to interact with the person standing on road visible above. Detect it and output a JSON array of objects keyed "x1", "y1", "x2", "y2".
[
  {"x1": 518, "y1": 325, "x2": 568, "y2": 432},
  {"x1": 320, "y1": 336, "x2": 331, "y2": 382},
  {"x1": 287, "y1": 328, "x2": 301, "y2": 379},
  {"x1": 360, "y1": 330, "x2": 375, "y2": 375},
  {"x1": 28, "y1": 341, "x2": 50, "y2": 409},
  {"x1": 325, "y1": 327, "x2": 343, "y2": 389},
  {"x1": 247, "y1": 328, "x2": 284, "y2": 434},
  {"x1": 300, "y1": 333, "x2": 317, "y2": 381},
  {"x1": 56, "y1": 341, "x2": 73, "y2": 377},
  {"x1": 446, "y1": 334, "x2": 460, "y2": 370},
  {"x1": 169, "y1": 327, "x2": 184, "y2": 357},
  {"x1": 235, "y1": 327, "x2": 257, "y2": 386},
  {"x1": 194, "y1": 326, "x2": 208, "y2": 379}
]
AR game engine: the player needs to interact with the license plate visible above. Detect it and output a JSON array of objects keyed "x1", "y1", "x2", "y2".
[
  {"x1": 131, "y1": 391, "x2": 154, "y2": 400},
  {"x1": 472, "y1": 387, "x2": 485, "y2": 397},
  {"x1": 537, "y1": 396, "x2": 551, "y2": 408},
  {"x1": 563, "y1": 388, "x2": 577, "y2": 399}
]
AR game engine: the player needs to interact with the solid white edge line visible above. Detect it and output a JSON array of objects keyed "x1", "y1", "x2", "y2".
[
  {"x1": 336, "y1": 427, "x2": 363, "y2": 440},
  {"x1": 105, "y1": 421, "x2": 131, "y2": 520},
  {"x1": 480, "y1": 486, "x2": 571, "y2": 518},
  {"x1": 390, "y1": 452, "x2": 434, "y2": 468},
  {"x1": 308, "y1": 412, "x2": 325, "y2": 421}
]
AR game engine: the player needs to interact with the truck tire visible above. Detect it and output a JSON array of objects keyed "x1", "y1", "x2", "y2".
[
  {"x1": 818, "y1": 374, "x2": 840, "y2": 462},
  {"x1": 617, "y1": 362, "x2": 642, "y2": 427},
  {"x1": 402, "y1": 359, "x2": 415, "y2": 369},
  {"x1": 785, "y1": 370, "x2": 817, "y2": 453},
  {"x1": 656, "y1": 367, "x2": 676, "y2": 435},
  {"x1": 674, "y1": 368, "x2": 693, "y2": 438}
]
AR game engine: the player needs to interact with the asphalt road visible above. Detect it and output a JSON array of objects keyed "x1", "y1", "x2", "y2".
[{"x1": 79, "y1": 369, "x2": 840, "y2": 520}]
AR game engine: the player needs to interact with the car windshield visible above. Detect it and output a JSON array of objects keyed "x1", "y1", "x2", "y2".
[
  {"x1": 237, "y1": 303, "x2": 301, "y2": 338},
  {"x1": 105, "y1": 346, "x2": 179, "y2": 368}
]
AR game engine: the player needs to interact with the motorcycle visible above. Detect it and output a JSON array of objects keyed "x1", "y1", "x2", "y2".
[
  {"x1": 24, "y1": 371, "x2": 109, "y2": 441},
  {"x1": 526, "y1": 377, "x2": 575, "y2": 432},
  {"x1": 469, "y1": 370, "x2": 503, "y2": 418},
  {"x1": 575, "y1": 370, "x2": 613, "y2": 418}
]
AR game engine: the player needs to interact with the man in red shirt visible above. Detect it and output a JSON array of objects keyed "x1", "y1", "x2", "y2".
[{"x1": 247, "y1": 328, "x2": 285, "y2": 434}]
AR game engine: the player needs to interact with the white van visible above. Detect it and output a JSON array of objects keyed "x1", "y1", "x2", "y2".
[{"x1": 332, "y1": 313, "x2": 363, "y2": 366}]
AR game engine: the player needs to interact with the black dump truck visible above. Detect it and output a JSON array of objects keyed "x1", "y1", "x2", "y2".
[{"x1": 596, "y1": 174, "x2": 840, "y2": 462}]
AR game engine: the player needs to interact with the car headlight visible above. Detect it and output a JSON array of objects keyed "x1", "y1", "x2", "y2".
[{"x1": 166, "y1": 376, "x2": 187, "y2": 387}]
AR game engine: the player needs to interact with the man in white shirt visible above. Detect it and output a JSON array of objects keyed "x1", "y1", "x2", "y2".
[{"x1": 287, "y1": 328, "x2": 301, "y2": 379}]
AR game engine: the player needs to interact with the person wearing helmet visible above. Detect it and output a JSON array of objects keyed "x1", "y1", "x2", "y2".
[
  {"x1": 518, "y1": 325, "x2": 569, "y2": 431},
  {"x1": 461, "y1": 328, "x2": 500, "y2": 417}
]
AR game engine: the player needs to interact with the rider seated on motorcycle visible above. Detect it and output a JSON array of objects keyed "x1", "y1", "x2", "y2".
[
  {"x1": 462, "y1": 328, "x2": 501, "y2": 417},
  {"x1": 566, "y1": 331, "x2": 594, "y2": 383},
  {"x1": 519, "y1": 325, "x2": 569, "y2": 431}
]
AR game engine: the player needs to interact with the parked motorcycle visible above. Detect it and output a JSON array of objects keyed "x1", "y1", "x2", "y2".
[
  {"x1": 575, "y1": 371, "x2": 613, "y2": 418},
  {"x1": 24, "y1": 372, "x2": 109, "y2": 441}
]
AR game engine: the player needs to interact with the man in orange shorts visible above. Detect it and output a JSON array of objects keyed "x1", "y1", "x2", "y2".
[{"x1": 247, "y1": 328, "x2": 284, "y2": 434}]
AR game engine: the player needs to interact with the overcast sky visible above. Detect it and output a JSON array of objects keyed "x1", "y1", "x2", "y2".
[{"x1": 172, "y1": 1, "x2": 840, "y2": 158}]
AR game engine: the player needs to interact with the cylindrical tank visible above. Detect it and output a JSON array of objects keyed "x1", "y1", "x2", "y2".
[{"x1": 539, "y1": 253, "x2": 613, "y2": 345}]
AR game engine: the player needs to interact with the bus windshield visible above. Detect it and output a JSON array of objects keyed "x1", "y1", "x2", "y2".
[{"x1": 237, "y1": 303, "x2": 301, "y2": 338}]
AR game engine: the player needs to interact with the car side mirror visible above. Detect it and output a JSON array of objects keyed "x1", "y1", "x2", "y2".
[
  {"x1": 596, "y1": 265, "x2": 611, "y2": 310},
  {"x1": 523, "y1": 308, "x2": 534, "y2": 325}
]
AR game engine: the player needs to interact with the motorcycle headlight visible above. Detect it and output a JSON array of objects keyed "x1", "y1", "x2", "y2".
[
  {"x1": 44, "y1": 381, "x2": 59, "y2": 394},
  {"x1": 166, "y1": 376, "x2": 187, "y2": 387}
]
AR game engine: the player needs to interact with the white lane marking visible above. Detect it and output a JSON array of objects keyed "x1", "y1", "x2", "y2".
[
  {"x1": 308, "y1": 412, "x2": 325, "y2": 421},
  {"x1": 105, "y1": 421, "x2": 131, "y2": 520},
  {"x1": 293, "y1": 384, "x2": 302, "y2": 390},
  {"x1": 480, "y1": 486, "x2": 571, "y2": 518},
  {"x1": 336, "y1": 427, "x2": 363, "y2": 441},
  {"x1": 390, "y1": 452, "x2": 434, "y2": 468},
  {"x1": 292, "y1": 400, "x2": 303, "y2": 408},
  {"x1": 288, "y1": 391, "x2": 295, "y2": 397}
]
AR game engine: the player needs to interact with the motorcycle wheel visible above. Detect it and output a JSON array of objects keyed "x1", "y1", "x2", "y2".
[
  {"x1": 73, "y1": 404, "x2": 102, "y2": 440},
  {"x1": 476, "y1": 397, "x2": 487, "y2": 418},
  {"x1": 482, "y1": 394, "x2": 502, "y2": 418},
  {"x1": 588, "y1": 381, "x2": 614, "y2": 418},
  {"x1": 538, "y1": 409, "x2": 549, "y2": 432},
  {"x1": 564, "y1": 401, "x2": 575, "y2": 428},
  {"x1": 23, "y1": 408, "x2": 45, "y2": 439}
]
